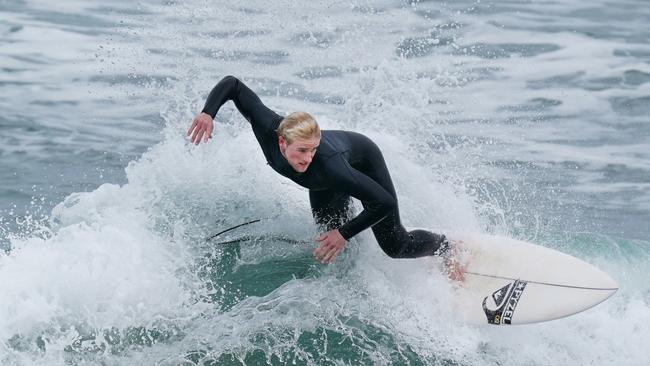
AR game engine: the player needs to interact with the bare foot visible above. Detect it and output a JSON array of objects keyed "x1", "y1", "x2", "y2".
[{"x1": 443, "y1": 240, "x2": 468, "y2": 282}]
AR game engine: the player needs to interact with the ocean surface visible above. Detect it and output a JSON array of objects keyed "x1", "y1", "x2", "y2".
[{"x1": 1, "y1": 0, "x2": 649, "y2": 364}]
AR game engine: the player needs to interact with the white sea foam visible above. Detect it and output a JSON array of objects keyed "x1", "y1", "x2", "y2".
[{"x1": 2, "y1": 0, "x2": 650, "y2": 365}]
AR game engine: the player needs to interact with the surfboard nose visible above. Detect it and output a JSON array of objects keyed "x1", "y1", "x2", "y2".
[
  {"x1": 591, "y1": 267, "x2": 618, "y2": 291},
  {"x1": 562, "y1": 254, "x2": 619, "y2": 291}
]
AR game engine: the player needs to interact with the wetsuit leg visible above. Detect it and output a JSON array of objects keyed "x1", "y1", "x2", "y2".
[
  {"x1": 309, "y1": 189, "x2": 352, "y2": 231},
  {"x1": 352, "y1": 134, "x2": 448, "y2": 258},
  {"x1": 368, "y1": 208, "x2": 448, "y2": 258}
]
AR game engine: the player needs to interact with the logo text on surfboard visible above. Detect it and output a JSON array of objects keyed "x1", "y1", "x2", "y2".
[{"x1": 482, "y1": 279, "x2": 528, "y2": 325}]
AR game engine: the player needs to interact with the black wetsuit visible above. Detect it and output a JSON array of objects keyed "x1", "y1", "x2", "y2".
[{"x1": 202, "y1": 76, "x2": 447, "y2": 258}]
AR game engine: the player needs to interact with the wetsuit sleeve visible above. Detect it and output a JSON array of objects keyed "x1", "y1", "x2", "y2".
[
  {"x1": 332, "y1": 160, "x2": 397, "y2": 240},
  {"x1": 202, "y1": 75, "x2": 282, "y2": 132}
]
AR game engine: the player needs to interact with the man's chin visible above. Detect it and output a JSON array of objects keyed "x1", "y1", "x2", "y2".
[{"x1": 293, "y1": 164, "x2": 309, "y2": 172}]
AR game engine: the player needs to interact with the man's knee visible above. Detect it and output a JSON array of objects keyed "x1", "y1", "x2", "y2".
[
  {"x1": 375, "y1": 232, "x2": 409, "y2": 258},
  {"x1": 378, "y1": 230, "x2": 448, "y2": 259},
  {"x1": 381, "y1": 244, "x2": 405, "y2": 259},
  {"x1": 313, "y1": 207, "x2": 350, "y2": 231},
  {"x1": 314, "y1": 214, "x2": 344, "y2": 231}
]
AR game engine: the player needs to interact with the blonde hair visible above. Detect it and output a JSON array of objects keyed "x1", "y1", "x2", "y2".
[{"x1": 276, "y1": 112, "x2": 321, "y2": 144}]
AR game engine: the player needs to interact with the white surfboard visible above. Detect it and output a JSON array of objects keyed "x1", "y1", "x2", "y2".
[{"x1": 438, "y1": 232, "x2": 618, "y2": 325}]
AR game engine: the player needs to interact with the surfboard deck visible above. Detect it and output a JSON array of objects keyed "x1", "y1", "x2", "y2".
[{"x1": 434, "y1": 232, "x2": 618, "y2": 325}]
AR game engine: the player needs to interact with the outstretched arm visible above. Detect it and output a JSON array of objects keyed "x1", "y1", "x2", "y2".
[{"x1": 188, "y1": 76, "x2": 282, "y2": 144}]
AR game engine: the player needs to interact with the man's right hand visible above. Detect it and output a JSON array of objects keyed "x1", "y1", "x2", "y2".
[{"x1": 187, "y1": 112, "x2": 214, "y2": 145}]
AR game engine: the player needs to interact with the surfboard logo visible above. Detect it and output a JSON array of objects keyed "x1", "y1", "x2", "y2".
[{"x1": 482, "y1": 279, "x2": 528, "y2": 325}]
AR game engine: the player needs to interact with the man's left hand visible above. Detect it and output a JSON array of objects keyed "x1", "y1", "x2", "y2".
[{"x1": 314, "y1": 229, "x2": 347, "y2": 264}]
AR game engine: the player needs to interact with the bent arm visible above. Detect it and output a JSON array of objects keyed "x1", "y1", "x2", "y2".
[
  {"x1": 333, "y1": 161, "x2": 397, "y2": 240},
  {"x1": 202, "y1": 75, "x2": 281, "y2": 132}
]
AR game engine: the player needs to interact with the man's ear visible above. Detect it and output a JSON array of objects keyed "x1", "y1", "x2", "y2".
[{"x1": 278, "y1": 135, "x2": 286, "y2": 150}]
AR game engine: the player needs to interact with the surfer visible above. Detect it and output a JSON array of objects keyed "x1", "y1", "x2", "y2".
[{"x1": 188, "y1": 75, "x2": 452, "y2": 266}]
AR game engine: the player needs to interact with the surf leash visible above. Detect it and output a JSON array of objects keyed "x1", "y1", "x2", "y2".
[
  {"x1": 205, "y1": 216, "x2": 312, "y2": 245},
  {"x1": 205, "y1": 218, "x2": 263, "y2": 242},
  {"x1": 209, "y1": 234, "x2": 311, "y2": 246}
]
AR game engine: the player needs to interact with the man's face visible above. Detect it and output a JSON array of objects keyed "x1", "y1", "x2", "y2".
[{"x1": 279, "y1": 136, "x2": 320, "y2": 173}]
